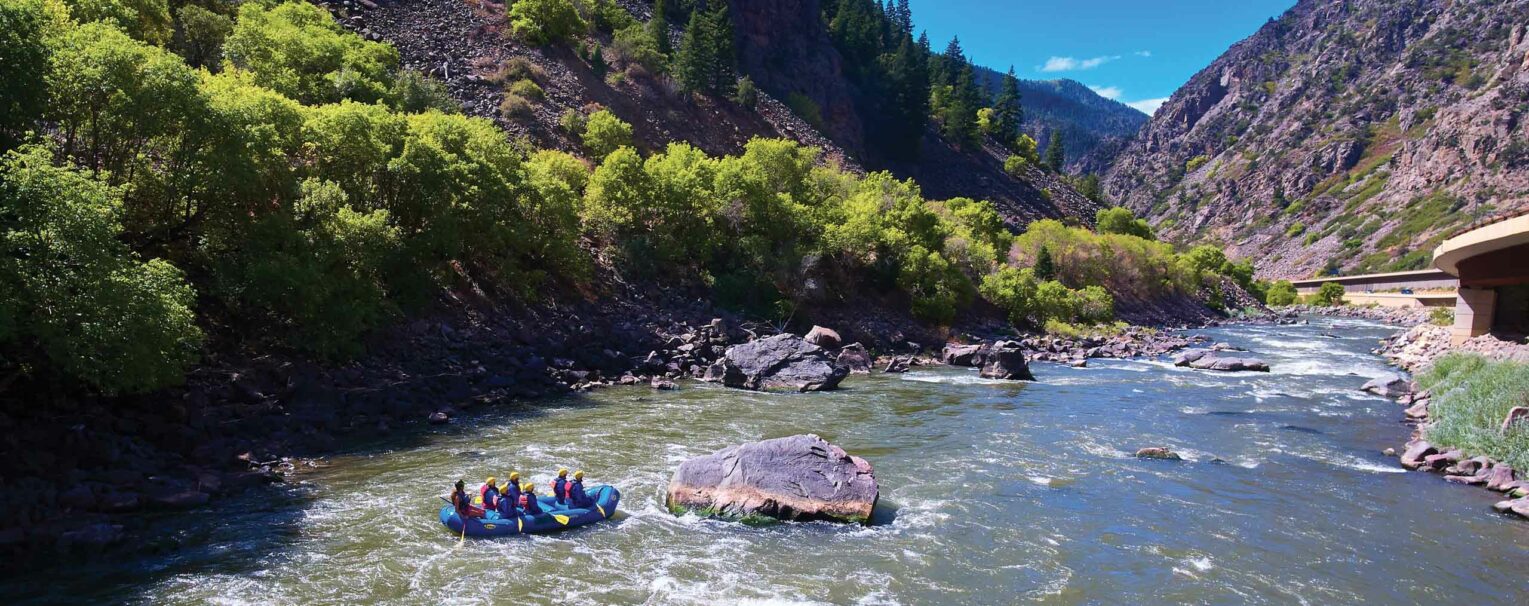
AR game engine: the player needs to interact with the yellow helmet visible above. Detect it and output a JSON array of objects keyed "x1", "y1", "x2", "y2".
[
  {"x1": 485, "y1": 476, "x2": 497, "y2": 487},
  {"x1": 558, "y1": 468, "x2": 568, "y2": 477},
  {"x1": 573, "y1": 470, "x2": 584, "y2": 480},
  {"x1": 508, "y1": 471, "x2": 520, "y2": 481},
  {"x1": 522, "y1": 482, "x2": 534, "y2": 492}
]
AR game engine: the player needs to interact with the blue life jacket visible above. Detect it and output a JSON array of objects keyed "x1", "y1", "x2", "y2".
[
  {"x1": 569, "y1": 480, "x2": 591, "y2": 507},
  {"x1": 553, "y1": 478, "x2": 568, "y2": 502},
  {"x1": 520, "y1": 492, "x2": 542, "y2": 515},
  {"x1": 482, "y1": 486, "x2": 500, "y2": 508},
  {"x1": 496, "y1": 491, "x2": 517, "y2": 516},
  {"x1": 502, "y1": 484, "x2": 522, "y2": 509}
]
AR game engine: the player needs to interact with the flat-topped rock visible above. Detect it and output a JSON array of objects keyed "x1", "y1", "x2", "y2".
[
  {"x1": 718, "y1": 334, "x2": 849, "y2": 392},
  {"x1": 666, "y1": 434, "x2": 878, "y2": 524}
]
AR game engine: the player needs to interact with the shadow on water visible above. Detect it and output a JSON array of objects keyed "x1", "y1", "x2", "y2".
[{"x1": 0, "y1": 390, "x2": 607, "y2": 605}]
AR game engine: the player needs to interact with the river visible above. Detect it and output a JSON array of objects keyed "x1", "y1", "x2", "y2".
[{"x1": 3, "y1": 317, "x2": 1526, "y2": 604}]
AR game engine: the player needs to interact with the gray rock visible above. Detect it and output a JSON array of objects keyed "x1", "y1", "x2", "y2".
[
  {"x1": 979, "y1": 341, "x2": 1034, "y2": 381},
  {"x1": 721, "y1": 334, "x2": 848, "y2": 392},
  {"x1": 428, "y1": 411, "x2": 450, "y2": 425},
  {"x1": 1361, "y1": 374, "x2": 1410, "y2": 398},
  {"x1": 1135, "y1": 447, "x2": 1182, "y2": 460},
  {"x1": 666, "y1": 434, "x2": 878, "y2": 523},
  {"x1": 1189, "y1": 356, "x2": 1270, "y2": 372},
  {"x1": 882, "y1": 356, "x2": 912, "y2": 373},
  {"x1": 803, "y1": 325, "x2": 842, "y2": 349},
  {"x1": 1171, "y1": 349, "x2": 1212, "y2": 366},
  {"x1": 1486, "y1": 464, "x2": 1516, "y2": 491},
  {"x1": 941, "y1": 343, "x2": 985, "y2": 367},
  {"x1": 835, "y1": 343, "x2": 872, "y2": 374},
  {"x1": 1503, "y1": 406, "x2": 1529, "y2": 434}
]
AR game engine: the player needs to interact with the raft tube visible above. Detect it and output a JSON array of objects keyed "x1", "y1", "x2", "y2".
[{"x1": 440, "y1": 485, "x2": 621, "y2": 537}]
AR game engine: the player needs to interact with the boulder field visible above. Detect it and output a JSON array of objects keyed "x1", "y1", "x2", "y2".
[{"x1": 666, "y1": 434, "x2": 879, "y2": 524}]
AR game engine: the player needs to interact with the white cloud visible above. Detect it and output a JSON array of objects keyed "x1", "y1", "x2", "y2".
[
  {"x1": 1038, "y1": 55, "x2": 1120, "y2": 72},
  {"x1": 1135, "y1": 50, "x2": 1153, "y2": 57},
  {"x1": 1089, "y1": 85, "x2": 1124, "y2": 100},
  {"x1": 1126, "y1": 97, "x2": 1170, "y2": 115}
]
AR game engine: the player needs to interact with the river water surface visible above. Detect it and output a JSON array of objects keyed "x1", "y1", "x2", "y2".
[{"x1": 5, "y1": 317, "x2": 1527, "y2": 604}]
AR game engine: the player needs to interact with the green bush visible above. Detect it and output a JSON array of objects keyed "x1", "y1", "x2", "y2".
[
  {"x1": 979, "y1": 266, "x2": 1113, "y2": 328},
  {"x1": 509, "y1": 78, "x2": 545, "y2": 101},
  {"x1": 0, "y1": 0, "x2": 53, "y2": 147},
  {"x1": 559, "y1": 108, "x2": 587, "y2": 135},
  {"x1": 1185, "y1": 154, "x2": 1210, "y2": 172},
  {"x1": 507, "y1": 0, "x2": 586, "y2": 46},
  {"x1": 1285, "y1": 221, "x2": 1306, "y2": 238},
  {"x1": 1095, "y1": 207, "x2": 1154, "y2": 240},
  {"x1": 1265, "y1": 279, "x2": 1298, "y2": 306},
  {"x1": 388, "y1": 69, "x2": 458, "y2": 113},
  {"x1": 499, "y1": 93, "x2": 535, "y2": 121},
  {"x1": 785, "y1": 92, "x2": 823, "y2": 129},
  {"x1": 0, "y1": 145, "x2": 202, "y2": 393},
  {"x1": 581, "y1": 109, "x2": 633, "y2": 159},
  {"x1": 1417, "y1": 354, "x2": 1529, "y2": 470},
  {"x1": 1313, "y1": 281, "x2": 1345, "y2": 306},
  {"x1": 224, "y1": 1, "x2": 399, "y2": 105},
  {"x1": 1013, "y1": 134, "x2": 1039, "y2": 163},
  {"x1": 733, "y1": 75, "x2": 758, "y2": 108},
  {"x1": 1003, "y1": 154, "x2": 1029, "y2": 176},
  {"x1": 611, "y1": 22, "x2": 663, "y2": 73}
]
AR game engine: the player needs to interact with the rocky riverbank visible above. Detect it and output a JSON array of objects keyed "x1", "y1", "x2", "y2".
[
  {"x1": 1383, "y1": 380, "x2": 1529, "y2": 520},
  {"x1": 1282, "y1": 304, "x2": 1435, "y2": 326},
  {"x1": 1378, "y1": 324, "x2": 1529, "y2": 372}
]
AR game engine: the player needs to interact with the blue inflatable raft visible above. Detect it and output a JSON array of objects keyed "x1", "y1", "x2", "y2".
[{"x1": 440, "y1": 485, "x2": 621, "y2": 537}]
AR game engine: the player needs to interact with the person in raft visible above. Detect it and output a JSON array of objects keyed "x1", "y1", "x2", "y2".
[
  {"x1": 498, "y1": 472, "x2": 522, "y2": 516},
  {"x1": 480, "y1": 477, "x2": 501, "y2": 510},
  {"x1": 568, "y1": 470, "x2": 593, "y2": 508},
  {"x1": 451, "y1": 480, "x2": 484, "y2": 519},
  {"x1": 519, "y1": 483, "x2": 543, "y2": 515},
  {"x1": 552, "y1": 468, "x2": 570, "y2": 507}
]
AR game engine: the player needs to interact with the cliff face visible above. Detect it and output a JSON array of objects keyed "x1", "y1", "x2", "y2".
[
  {"x1": 728, "y1": 0, "x2": 864, "y2": 155},
  {"x1": 1103, "y1": 0, "x2": 1529, "y2": 278}
]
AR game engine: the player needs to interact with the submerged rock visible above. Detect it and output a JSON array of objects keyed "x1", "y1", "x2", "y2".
[
  {"x1": 720, "y1": 334, "x2": 849, "y2": 392},
  {"x1": 1399, "y1": 439, "x2": 1437, "y2": 470},
  {"x1": 666, "y1": 434, "x2": 878, "y2": 524},
  {"x1": 1135, "y1": 447, "x2": 1182, "y2": 460}
]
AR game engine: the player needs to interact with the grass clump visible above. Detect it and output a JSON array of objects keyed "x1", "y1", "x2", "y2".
[
  {"x1": 1416, "y1": 354, "x2": 1529, "y2": 470},
  {"x1": 508, "y1": 78, "x2": 545, "y2": 101}
]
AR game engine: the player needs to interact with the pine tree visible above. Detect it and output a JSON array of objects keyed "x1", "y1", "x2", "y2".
[
  {"x1": 674, "y1": 8, "x2": 709, "y2": 93},
  {"x1": 650, "y1": 0, "x2": 672, "y2": 57},
  {"x1": 877, "y1": 32, "x2": 928, "y2": 159},
  {"x1": 940, "y1": 39, "x2": 981, "y2": 149},
  {"x1": 1035, "y1": 246, "x2": 1057, "y2": 280},
  {"x1": 993, "y1": 66, "x2": 1023, "y2": 147},
  {"x1": 1045, "y1": 131, "x2": 1066, "y2": 172},
  {"x1": 890, "y1": 0, "x2": 913, "y2": 34},
  {"x1": 703, "y1": 3, "x2": 735, "y2": 94}
]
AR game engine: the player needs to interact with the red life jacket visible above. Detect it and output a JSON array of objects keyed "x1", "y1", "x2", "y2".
[{"x1": 519, "y1": 494, "x2": 531, "y2": 507}]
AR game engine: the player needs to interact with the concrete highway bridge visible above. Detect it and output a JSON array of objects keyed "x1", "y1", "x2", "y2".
[{"x1": 1433, "y1": 213, "x2": 1529, "y2": 344}]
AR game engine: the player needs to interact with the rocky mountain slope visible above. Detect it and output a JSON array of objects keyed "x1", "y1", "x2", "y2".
[
  {"x1": 974, "y1": 69, "x2": 1149, "y2": 174},
  {"x1": 346, "y1": 0, "x2": 1101, "y2": 226},
  {"x1": 1103, "y1": 0, "x2": 1529, "y2": 278}
]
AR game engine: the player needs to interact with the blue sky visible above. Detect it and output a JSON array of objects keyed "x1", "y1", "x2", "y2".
[{"x1": 906, "y1": 0, "x2": 1297, "y2": 114}]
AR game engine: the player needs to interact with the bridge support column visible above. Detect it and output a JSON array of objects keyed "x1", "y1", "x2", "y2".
[{"x1": 1451, "y1": 287, "x2": 1497, "y2": 345}]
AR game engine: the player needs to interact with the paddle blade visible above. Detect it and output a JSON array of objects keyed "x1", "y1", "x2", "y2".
[{"x1": 552, "y1": 514, "x2": 570, "y2": 525}]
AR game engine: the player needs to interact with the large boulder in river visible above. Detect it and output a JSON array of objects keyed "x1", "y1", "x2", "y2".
[
  {"x1": 979, "y1": 341, "x2": 1034, "y2": 380},
  {"x1": 836, "y1": 343, "x2": 872, "y2": 374},
  {"x1": 1174, "y1": 349, "x2": 1269, "y2": 372},
  {"x1": 666, "y1": 434, "x2": 878, "y2": 523},
  {"x1": 720, "y1": 334, "x2": 849, "y2": 392},
  {"x1": 941, "y1": 343, "x2": 984, "y2": 367}
]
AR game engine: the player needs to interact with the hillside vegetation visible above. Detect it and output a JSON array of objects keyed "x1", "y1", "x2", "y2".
[
  {"x1": 0, "y1": 0, "x2": 1262, "y2": 398},
  {"x1": 1104, "y1": 0, "x2": 1529, "y2": 278}
]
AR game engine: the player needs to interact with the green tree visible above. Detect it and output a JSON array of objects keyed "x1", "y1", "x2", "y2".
[
  {"x1": 940, "y1": 38, "x2": 981, "y2": 148},
  {"x1": 0, "y1": 145, "x2": 202, "y2": 393},
  {"x1": 1034, "y1": 245, "x2": 1056, "y2": 280},
  {"x1": 388, "y1": 69, "x2": 458, "y2": 113},
  {"x1": 1314, "y1": 281, "x2": 1345, "y2": 306},
  {"x1": 992, "y1": 66, "x2": 1023, "y2": 145},
  {"x1": 613, "y1": 22, "x2": 664, "y2": 73},
  {"x1": 1266, "y1": 279, "x2": 1298, "y2": 306},
  {"x1": 0, "y1": 0, "x2": 52, "y2": 149},
  {"x1": 1044, "y1": 130, "x2": 1065, "y2": 171},
  {"x1": 648, "y1": 0, "x2": 671, "y2": 57},
  {"x1": 224, "y1": 1, "x2": 399, "y2": 105},
  {"x1": 507, "y1": 0, "x2": 586, "y2": 46},
  {"x1": 173, "y1": 4, "x2": 232, "y2": 69},
  {"x1": 581, "y1": 109, "x2": 633, "y2": 159},
  {"x1": 64, "y1": 0, "x2": 173, "y2": 46}
]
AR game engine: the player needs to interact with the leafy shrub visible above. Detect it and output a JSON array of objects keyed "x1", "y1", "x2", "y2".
[
  {"x1": 489, "y1": 56, "x2": 542, "y2": 84},
  {"x1": 559, "y1": 108, "x2": 587, "y2": 135},
  {"x1": 0, "y1": 0, "x2": 52, "y2": 146},
  {"x1": 1185, "y1": 154, "x2": 1210, "y2": 172},
  {"x1": 1285, "y1": 221, "x2": 1306, "y2": 238},
  {"x1": 1095, "y1": 207, "x2": 1154, "y2": 240},
  {"x1": 0, "y1": 145, "x2": 202, "y2": 393},
  {"x1": 1429, "y1": 306, "x2": 1454, "y2": 326},
  {"x1": 611, "y1": 22, "x2": 663, "y2": 73},
  {"x1": 224, "y1": 1, "x2": 399, "y2": 104},
  {"x1": 785, "y1": 92, "x2": 823, "y2": 129},
  {"x1": 733, "y1": 75, "x2": 758, "y2": 108},
  {"x1": 499, "y1": 93, "x2": 535, "y2": 121},
  {"x1": 581, "y1": 109, "x2": 632, "y2": 159},
  {"x1": 388, "y1": 69, "x2": 458, "y2": 113},
  {"x1": 507, "y1": 0, "x2": 586, "y2": 46},
  {"x1": 1013, "y1": 134, "x2": 1039, "y2": 164},
  {"x1": 1313, "y1": 281, "x2": 1345, "y2": 306},
  {"x1": 1265, "y1": 279, "x2": 1298, "y2": 306},
  {"x1": 1003, "y1": 154, "x2": 1029, "y2": 176},
  {"x1": 509, "y1": 78, "x2": 545, "y2": 101},
  {"x1": 979, "y1": 266, "x2": 1113, "y2": 327}
]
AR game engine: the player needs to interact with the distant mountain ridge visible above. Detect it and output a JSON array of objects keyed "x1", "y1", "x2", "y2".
[
  {"x1": 1102, "y1": 0, "x2": 1529, "y2": 279},
  {"x1": 974, "y1": 67, "x2": 1149, "y2": 174}
]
